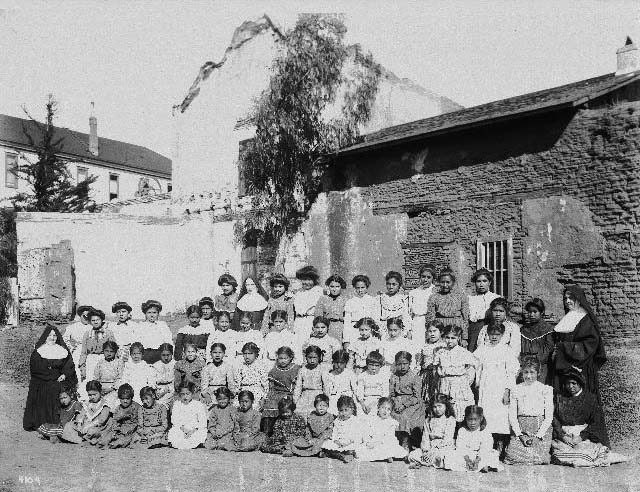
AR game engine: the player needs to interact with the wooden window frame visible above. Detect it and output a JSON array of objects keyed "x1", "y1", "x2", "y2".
[
  {"x1": 5, "y1": 152, "x2": 18, "y2": 189},
  {"x1": 109, "y1": 173, "x2": 119, "y2": 201},
  {"x1": 476, "y1": 237, "x2": 513, "y2": 299}
]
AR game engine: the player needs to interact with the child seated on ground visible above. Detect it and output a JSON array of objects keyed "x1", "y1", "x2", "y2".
[
  {"x1": 205, "y1": 387, "x2": 237, "y2": 450},
  {"x1": 261, "y1": 396, "x2": 307, "y2": 456},
  {"x1": 442, "y1": 405, "x2": 503, "y2": 472},
  {"x1": 37, "y1": 384, "x2": 83, "y2": 444},
  {"x1": 168, "y1": 381, "x2": 208, "y2": 450},
  {"x1": 322, "y1": 395, "x2": 363, "y2": 463},
  {"x1": 408, "y1": 394, "x2": 456, "y2": 468},
  {"x1": 136, "y1": 386, "x2": 168, "y2": 449},
  {"x1": 291, "y1": 394, "x2": 334, "y2": 457},
  {"x1": 62, "y1": 380, "x2": 111, "y2": 445},
  {"x1": 152, "y1": 343, "x2": 175, "y2": 408},
  {"x1": 221, "y1": 390, "x2": 265, "y2": 452},
  {"x1": 98, "y1": 383, "x2": 140, "y2": 449},
  {"x1": 356, "y1": 397, "x2": 408, "y2": 462}
]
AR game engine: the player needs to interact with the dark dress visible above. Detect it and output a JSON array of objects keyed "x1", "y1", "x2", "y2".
[
  {"x1": 23, "y1": 349, "x2": 77, "y2": 431},
  {"x1": 389, "y1": 369, "x2": 426, "y2": 446},
  {"x1": 261, "y1": 413, "x2": 307, "y2": 454},
  {"x1": 520, "y1": 320, "x2": 555, "y2": 384},
  {"x1": 553, "y1": 316, "x2": 605, "y2": 400},
  {"x1": 262, "y1": 364, "x2": 300, "y2": 418},
  {"x1": 552, "y1": 390, "x2": 609, "y2": 447},
  {"x1": 174, "y1": 332, "x2": 210, "y2": 361}
]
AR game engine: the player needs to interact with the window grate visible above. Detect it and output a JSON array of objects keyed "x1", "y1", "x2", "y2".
[{"x1": 476, "y1": 238, "x2": 512, "y2": 299}]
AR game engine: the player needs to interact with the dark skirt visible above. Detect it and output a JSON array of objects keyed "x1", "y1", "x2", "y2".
[
  {"x1": 467, "y1": 320, "x2": 485, "y2": 353},
  {"x1": 23, "y1": 378, "x2": 62, "y2": 431},
  {"x1": 143, "y1": 348, "x2": 162, "y2": 364}
]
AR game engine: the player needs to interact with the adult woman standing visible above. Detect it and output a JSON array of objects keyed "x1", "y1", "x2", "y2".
[
  {"x1": 292, "y1": 266, "x2": 324, "y2": 347},
  {"x1": 552, "y1": 285, "x2": 607, "y2": 401},
  {"x1": 425, "y1": 269, "x2": 469, "y2": 347},
  {"x1": 23, "y1": 324, "x2": 77, "y2": 431},
  {"x1": 134, "y1": 300, "x2": 173, "y2": 364}
]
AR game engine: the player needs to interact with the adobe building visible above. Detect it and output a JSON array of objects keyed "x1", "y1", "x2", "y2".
[{"x1": 287, "y1": 37, "x2": 640, "y2": 334}]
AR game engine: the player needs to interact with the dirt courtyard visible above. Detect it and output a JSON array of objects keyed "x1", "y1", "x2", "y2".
[{"x1": 1, "y1": 323, "x2": 639, "y2": 492}]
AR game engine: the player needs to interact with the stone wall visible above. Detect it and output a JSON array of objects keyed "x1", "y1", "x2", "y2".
[
  {"x1": 310, "y1": 100, "x2": 640, "y2": 336},
  {"x1": 16, "y1": 211, "x2": 242, "y2": 320}
]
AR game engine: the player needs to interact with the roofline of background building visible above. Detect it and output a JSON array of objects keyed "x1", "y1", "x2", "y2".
[{"x1": 0, "y1": 139, "x2": 171, "y2": 180}]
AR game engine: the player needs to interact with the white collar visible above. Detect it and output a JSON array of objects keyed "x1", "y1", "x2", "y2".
[{"x1": 554, "y1": 307, "x2": 587, "y2": 333}]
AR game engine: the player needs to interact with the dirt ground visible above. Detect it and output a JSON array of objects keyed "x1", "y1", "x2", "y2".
[{"x1": 1, "y1": 322, "x2": 639, "y2": 492}]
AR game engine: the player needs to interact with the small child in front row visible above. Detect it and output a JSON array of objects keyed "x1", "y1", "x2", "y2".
[
  {"x1": 291, "y1": 394, "x2": 334, "y2": 457},
  {"x1": 442, "y1": 405, "x2": 503, "y2": 472},
  {"x1": 168, "y1": 381, "x2": 208, "y2": 449},
  {"x1": 62, "y1": 380, "x2": 111, "y2": 445},
  {"x1": 93, "y1": 340, "x2": 123, "y2": 410},
  {"x1": 260, "y1": 396, "x2": 307, "y2": 456},
  {"x1": 38, "y1": 384, "x2": 83, "y2": 443},
  {"x1": 349, "y1": 317, "x2": 382, "y2": 372},
  {"x1": 357, "y1": 397, "x2": 408, "y2": 462},
  {"x1": 205, "y1": 387, "x2": 237, "y2": 450},
  {"x1": 174, "y1": 342, "x2": 205, "y2": 399},
  {"x1": 302, "y1": 316, "x2": 340, "y2": 371},
  {"x1": 408, "y1": 393, "x2": 456, "y2": 468},
  {"x1": 327, "y1": 350, "x2": 357, "y2": 416},
  {"x1": 433, "y1": 325, "x2": 476, "y2": 423},
  {"x1": 234, "y1": 342, "x2": 268, "y2": 408},
  {"x1": 294, "y1": 345, "x2": 330, "y2": 418},
  {"x1": 137, "y1": 386, "x2": 168, "y2": 449},
  {"x1": 355, "y1": 350, "x2": 388, "y2": 415},
  {"x1": 98, "y1": 383, "x2": 140, "y2": 449},
  {"x1": 221, "y1": 390, "x2": 265, "y2": 452},
  {"x1": 152, "y1": 343, "x2": 175, "y2": 408},
  {"x1": 321, "y1": 395, "x2": 363, "y2": 463}
]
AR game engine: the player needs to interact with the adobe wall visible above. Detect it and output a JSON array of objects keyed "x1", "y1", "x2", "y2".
[
  {"x1": 311, "y1": 101, "x2": 640, "y2": 335},
  {"x1": 16, "y1": 211, "x2": 243, "y2": 320}
]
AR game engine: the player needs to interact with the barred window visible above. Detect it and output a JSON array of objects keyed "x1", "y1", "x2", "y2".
[{"x1": 476, "y1": 238, "x2": 512, "y2": 298}]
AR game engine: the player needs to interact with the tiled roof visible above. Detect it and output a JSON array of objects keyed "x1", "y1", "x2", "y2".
[
  {"x1": 97, "y1": 192, "x2": 171, "y2": 212},
  {"x1": 337, "y1": 71, "x2": 640, "y2": 156},
  {"x1": 0, "y1": 113, "x2": 171, "y2": 177}
]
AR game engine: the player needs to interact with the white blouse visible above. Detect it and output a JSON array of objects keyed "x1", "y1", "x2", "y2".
[
  {"x1": 468, "y1": 292, "x2": 501, "y2": 323},
  {"x1": 293, "y1": 286, "x2": 324, "y2": 317},
  {"x1": 508, "y1": 381, "x2": 554, "y2": 438},
  {"x1": 409, "y1": 285, "x2": 436, "y2": 317},
  {"x1": 132, "y1": 320, "x2": 173, "y2": 350},
  {"x1": 344, "y1": 294, "x2": 378, "y2": 328}
]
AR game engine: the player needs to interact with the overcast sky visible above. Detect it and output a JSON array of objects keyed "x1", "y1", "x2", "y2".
[{"x1": 1, "y1": 0, "x2": 639, "y2": 158}]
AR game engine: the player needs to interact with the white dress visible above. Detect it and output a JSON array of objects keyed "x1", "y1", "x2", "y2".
[
  {"x1": 377, "y1": 292, "x2": 411, "y2": 337},
  {"x1": 444, "y1": 427, "x2": 503, "y2": 472},
  {"x1": 355, "y1": 370, "x2": 389, "y2": 413},
  {"x1": 356, "y1": 415, "x2": 408, "y2": 461},
  {"x1": 349, "y1": 336, "x2": 382, "y2": 370},
  {"x1": 233, "y1": 330, "x2": 265, "y2": 365},
  {"x1": 293, "y1": 286, "x2": 324, "y2": 342},
  {"x1": 322, "y1": 416, "x2": 364, "y2": 452},
  {"x1": 263, "y1": 330, "x2": 299, "y2": 363},
  {"x1": 168, "y1": 399, "x2": 208, "y2": 449},
  {"x1": 343, "y1": 294, "x2": 379, "y2": 344},
  {"x1": 326, "y1": 370, "x2": 357, "y2": 415},
  {"x1": 132, "y1": 320, "x2": 173, "y2": 351},
  {"x1": 109, "y1": 320, "x2": 137, "y2": 360},
  {"x1": 121, "y1": 360, "x2": 156, "y2": 404},
  {"x1": 476, "y1": 320, "x2": 521, "y2": 355},
  {"x1": 380, "y1": 336, "x2": 416, "y2": 367},
  {"x1": 473, "y1": 344, "x2": 519, "y2": 434},
  {"x1": 152, "y1": 359, "x2": 175, "y2": 408},
  {"x1": 468, "y1": 292, "x2": 501, "y2": 323},
  {"x1": 205, "y1": 329, "x2": 238, "y2": 363},
  {"x1": 409, "y1": 285, "x2": 436, "y2": 347}
]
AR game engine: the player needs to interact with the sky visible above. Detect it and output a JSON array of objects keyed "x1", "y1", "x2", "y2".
[{"x1": 1, "y1": 0, "x2": 639, "y2": 159}]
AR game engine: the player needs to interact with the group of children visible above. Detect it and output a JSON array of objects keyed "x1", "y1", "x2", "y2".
[{"x1": 30, "y1": 265, "x2": 627, "y2": 471}]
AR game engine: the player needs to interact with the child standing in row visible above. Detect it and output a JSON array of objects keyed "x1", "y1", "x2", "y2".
[
  {"x1": 302, "y1": 317, "x2": 340, "y2": 371},
  {"x1": 434, "y1": 325, "x2": 476, "y2": 423},
  {"x1": 380, "y1": 318, "x2": 414, "y2": 373},
  {"x1": 262, "y1": 347, "x2": 299, "y2": 436},
  {"x1": 355, "y1": 351, "x2": 388, "y2": 415},
  {"x1": 408, "y1": 394, "x2": 456, "y2": 468},
  {"x1": 152, "y1": 343, "x2": 175, "y2": 408},
  {"x1": 174, "y1": 305, "x2": 209, "y2": 361},
  {"x1": 206, "y1": 312, "x2": 237, "y2": 363},
  {"x1": 467, "y1": 269, "x2": 501, "y2": 353},
  {"x1": 409, "y1": 264, "x2": 437, "y2": 348},
  {"x1": 314, "y1": 275, "x2": 347, "y2": 341},
  {"x1": 343, "y1": 275, "x2": 378, "y2": 350},
  {"x1": 234, "y1": 343, "x2": 268, "y2": 408},
  {"x1": 474, "y1": 321, "x2": 519, "y2": 453},
  {"x1": 93, "y1": 340, "x2": 123, "y2": 409},
  {"x1": 79, "y1": 309, "x2": 115, "y2": 382},
  {"x1": 261, "y1": 274, "x2": 295, "y2": 335},
  {"x1": 349, "y1": 318, "x2": 381, "y2": 372},
  {"x1": 200, "y1": 343, "x2": 236, "y2": 407},
  {"x1": 389, "y1": 351, "x2": 425, "y2": 449},
  {"x1": 174, "y1": 342, "x2": 205, "y2": 398},
  {"x1": 213, "y1": 274, "x2": 239, "y2": 326},
  {"x1": 426, "y1": 270, "x2": 469, "y2": 347},
  {"x1": 378, "y1": 271, "x2": 410, "y2": 337},
  {"x1": 110, "y1": 302, "x2": 136, "y2": 362},
  {"x1": 327, "y1": 350, "x2": 356, "y2": 416},
  {"x1": 294, "y1": 345, "x2": 330, "y2": 418},
  {"x1": 476, "y1": 298, "x2": 521, "y2": 353},
  {"x1": 235, "y1": 313, "x2": 264, "y2": 363},
  {"x1": 121, "y1": 342, "x2": 156, "y2": 404},
  {"x1": 293, "y1": 266, "x2": 324, "y2": 344},
  {"x1": 418, "y1": 321, "x2": 446, "y2": 403},
  {"x1": 263, "y1": 311, "x2": 298, "y2": 363}
]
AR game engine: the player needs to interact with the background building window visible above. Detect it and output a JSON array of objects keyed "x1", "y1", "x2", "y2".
[
  {"x1": 476, "y1": 238, "x2": 512, "y2": 298},
  {"x1": 109, "y1": 174, "x2": 119, "y2": 201},
  {"x1": 167, "y1": 182, "x2": 172, "y2": 192},
  {"x1": 5, "y1": 153, "x2": 18, "y2": 188},
  {"x1": 77, "y1": 166, "x2": 88, "y2": 183}
]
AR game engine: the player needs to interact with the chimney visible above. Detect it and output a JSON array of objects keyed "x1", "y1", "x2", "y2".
[
  {"x1": 616, "y1": 36, "x2": 640, "y2": 76},
  {"x1": 89, "y1": 102, "x2": 99, "y2": 156}
]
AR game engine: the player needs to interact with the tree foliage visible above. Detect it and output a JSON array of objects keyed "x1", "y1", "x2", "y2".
[
  {"x1": 10, "y1": 94, "x2": 97, "y2": 212},
  {"x1": 239, "y1": 14, "x2": 381, "y2": 241}
]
